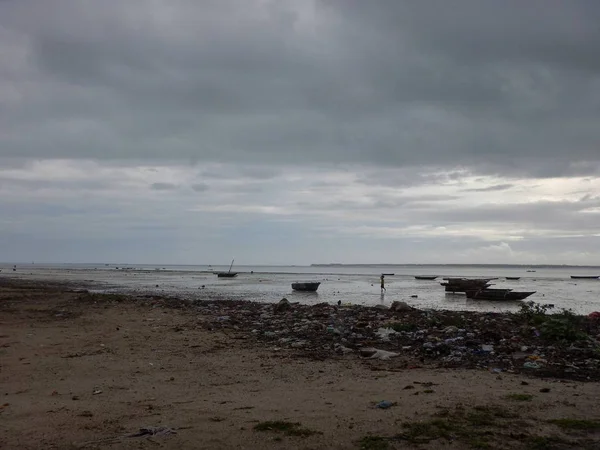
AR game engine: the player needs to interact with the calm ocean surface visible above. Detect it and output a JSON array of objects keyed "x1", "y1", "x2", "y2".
[{"x1": 2, "y1": 263, "x2": 600, "y2": 314}]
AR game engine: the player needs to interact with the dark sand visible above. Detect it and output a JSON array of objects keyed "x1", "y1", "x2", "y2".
[{"x1": 1, "y1": 280, "x2": 600, "y2": 449}]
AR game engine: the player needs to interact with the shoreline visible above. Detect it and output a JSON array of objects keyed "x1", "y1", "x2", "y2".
[
  {"x1": 2, "y1": 279, "x2": 600, "y2": 449},
  {"x1": 4, "y1": 267, "x2": 600, "y2": 317}
]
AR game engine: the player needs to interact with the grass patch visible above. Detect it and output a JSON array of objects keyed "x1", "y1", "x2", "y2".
[
  {"x1": 473, "y1": 405, "x2": 518, "y2": 419},
  {"x1": 253, "y1": 420, "x2": 320, "y2": 437},
  {"x1": 548, "y1": 419, "x2": 600, "y2": 431},
  {"x1": 401, "y1": 419, "x2": 460, "y2": 443},
  {"x1": 506, "y1": 393, "x2": 534, "y2": 402},
  {"x1": 359, "y1": 435, "x2": 389, "y2": 450},
  {"x1": 527, "y1": 435, "x2": 570, "y2": 450},
  {"x1": 398, "y1": 404, "x2": 520, "y2": 447},
  {"x1": 465, "y1": 438, "x2": 492, "y2": 449}
]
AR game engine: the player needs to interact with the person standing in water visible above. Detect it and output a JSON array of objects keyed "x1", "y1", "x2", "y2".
[{"x1": 380, "y1": 274, "x2": 386, "y2": 293}]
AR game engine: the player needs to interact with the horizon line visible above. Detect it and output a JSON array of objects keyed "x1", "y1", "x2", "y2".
[{"x1": 2, "y1": 262, "x2": 600, "y2": 268}]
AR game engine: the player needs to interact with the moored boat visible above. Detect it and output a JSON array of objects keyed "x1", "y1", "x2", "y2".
[
  {"x1": 415, "y1": 275, "x2": 437, "y2": 280},
  {"x1": 292, "y1": 282, "x2": 321, "y2": 292},
  {"x1": 466, "y1": 288, "x2": 536, "y2": 301},
  {"x1": 442, "y1": 278, "x2": 494, "y2": 293},
  {"x1": 506, "y1": 277, "x2": 521, "y2": 280},
  {"x1": 570, "y1": 276, "x2": 599, "y2": 279},
  {"x1": 217, "y1": 272, "x2": 238, "y2": 278},
  {"x1": 216, "y1": 258, "x2": 238, "y2": 278}
]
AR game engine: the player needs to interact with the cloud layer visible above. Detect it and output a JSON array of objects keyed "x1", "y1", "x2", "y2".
[
  {"x1": 1, "y1": 1, "x2": 599, "y2": 264},
  {"x1": 0, "y1": 160, "x2": 598, "y2": 264},
  {"x1": 2, "y1": 0, "x2": 600, "y2": 174}
]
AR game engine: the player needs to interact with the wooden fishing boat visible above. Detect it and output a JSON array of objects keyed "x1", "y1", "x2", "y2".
[
  {"x1": 217, "y1": 272, "x2": 238, "y2": 278},
  {"x1": 291, "y1": 282, "x2": 321, "y2": 292},
  {"x1": 216, "y1": 259, "x2": 238, "y2": 278},
  {"x1": 415, "y1": 275, "x2": 437, "y2": 280},
  {"x1": 442, "y1": 278, "x2": 493, "y2": 293},
  {"x1": 570, "y1": 276, "x2": 599, "y2": 279},
  {"x1": 466, "y1": 288, "x2": 536, "y2": 301},
  {"x1": 506, "y1": 277, "x2": 521, "y2": 280}
]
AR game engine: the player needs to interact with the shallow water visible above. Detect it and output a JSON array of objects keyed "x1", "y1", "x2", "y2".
[{"x1": 2, "y1": 263, "x2": 600, "y2": 314}]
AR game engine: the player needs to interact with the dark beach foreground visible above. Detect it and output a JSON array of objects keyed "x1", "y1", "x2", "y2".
[{"x1": 1, "y1": 278, "x2": 600, "y2": 449}]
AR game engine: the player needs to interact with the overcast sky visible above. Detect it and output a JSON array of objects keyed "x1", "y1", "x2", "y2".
[{"x1": 1, "y1": 0, "x2": 599, "y2": 265}]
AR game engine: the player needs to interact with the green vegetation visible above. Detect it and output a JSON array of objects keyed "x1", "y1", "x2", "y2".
[
  {"x1": 548, "y1": 419, "x2": 600, "y2": 431},
  {"x1": 517, "y1": 301, "x2": 588, "y2": 343},
  {"x1": 358, "y1": 407, "x2": 600, "y2": 449},
  {"x1": 358, "y1": 435, "x2": 389, "y2": 450},
  {"x1": 527, "y1": 435, "x2": 570, "y2": 450},
  {"x1": 506, "y1": 393, "x2": 534, "y2": 402},
  {"x1": 401, "y1": 419, "x2": 458, "y2": 443},
  {"x1": 518, "y1": 301, "x2": 555, "y2": 325},
  {"x1": 397, "y1": 404, "x2": 524, "y2": 448}
]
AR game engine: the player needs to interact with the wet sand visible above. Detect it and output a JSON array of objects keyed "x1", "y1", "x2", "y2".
[{"x1": 1, "y1": 280, "x2": 600, "y2": 449}]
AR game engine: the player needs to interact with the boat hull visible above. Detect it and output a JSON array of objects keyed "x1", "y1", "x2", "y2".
[
  {"x1": 415, "y1": 276, "x2": 437, "y2": 280},
  {"x1": 217, "y1": 272, "x2": 238, "y2": 278},
  {"x1": 570, "y1": 276, "x2": 599, "y2": 279},
  {"x1": 292, "y1": 282, "x2": 321, "y2": 292},
  {"x1": 442, "y1": 278, "x2": 492, "y2": 293},
  {"x1": 466, "y1": 289, "x2": 536, "y2": 301}
]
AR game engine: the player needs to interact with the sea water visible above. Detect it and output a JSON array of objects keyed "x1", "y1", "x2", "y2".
[{"x1": 2, "y1": 263, "x2": 600, "y2": 314}]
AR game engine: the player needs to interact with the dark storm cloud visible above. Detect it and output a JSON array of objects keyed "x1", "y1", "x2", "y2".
[{"x1": 1, "y1": 0, "x2": 600, "y2": 175}]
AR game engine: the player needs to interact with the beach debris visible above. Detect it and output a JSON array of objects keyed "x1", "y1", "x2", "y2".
[
  {"x1": 273, "y1": 298, "x2": 291, "y2": 313},
  {"x1": 375, "y1": 400, "x2": 396, "y2": 409},
  {"x1": 334, "y1": 343, "x2": 353, "y2": 354},
  {"x1": 389, "y1": 301, "x2": 413, "y2": 312},
  {"x1": 359, "y1": 347, "x2": 399, "y2": 360},
  {"x1": 523, "y1": 361, "x2": 542, "y2": 370},
  {"x1": 375, "y1": 327, "x2": 399, "y2": 342},
  {"x1": 127, "y1": 291, "x2": 600, "y2": 382}
]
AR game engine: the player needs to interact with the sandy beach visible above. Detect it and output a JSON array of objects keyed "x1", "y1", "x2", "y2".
[{"x1": 2, "y1": 280, "x2": 600, "y2": 449}]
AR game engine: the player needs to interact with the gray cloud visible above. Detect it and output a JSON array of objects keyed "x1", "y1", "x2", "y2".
[
  {"x1": 0, "y1": 1, "x2": 599, "y2": 176},
  {"x1": 0, "y1": 160, "x2": 598, "y2": 264},
  {"x1": 415, "y1": 198, "x2": 600, "y2": 234},
  {"x1": 1, "y1": 2, "x2": 600, "y2": 265},
  {"x1": 150, "y1": 182, "x2": 178, "y2": 191},
  {"x1": 462, "y1": 184, "x2": 514, "y2": 193},
  {"x1": 191, "y1": 183, "x2": 210, "y2": 192}
]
